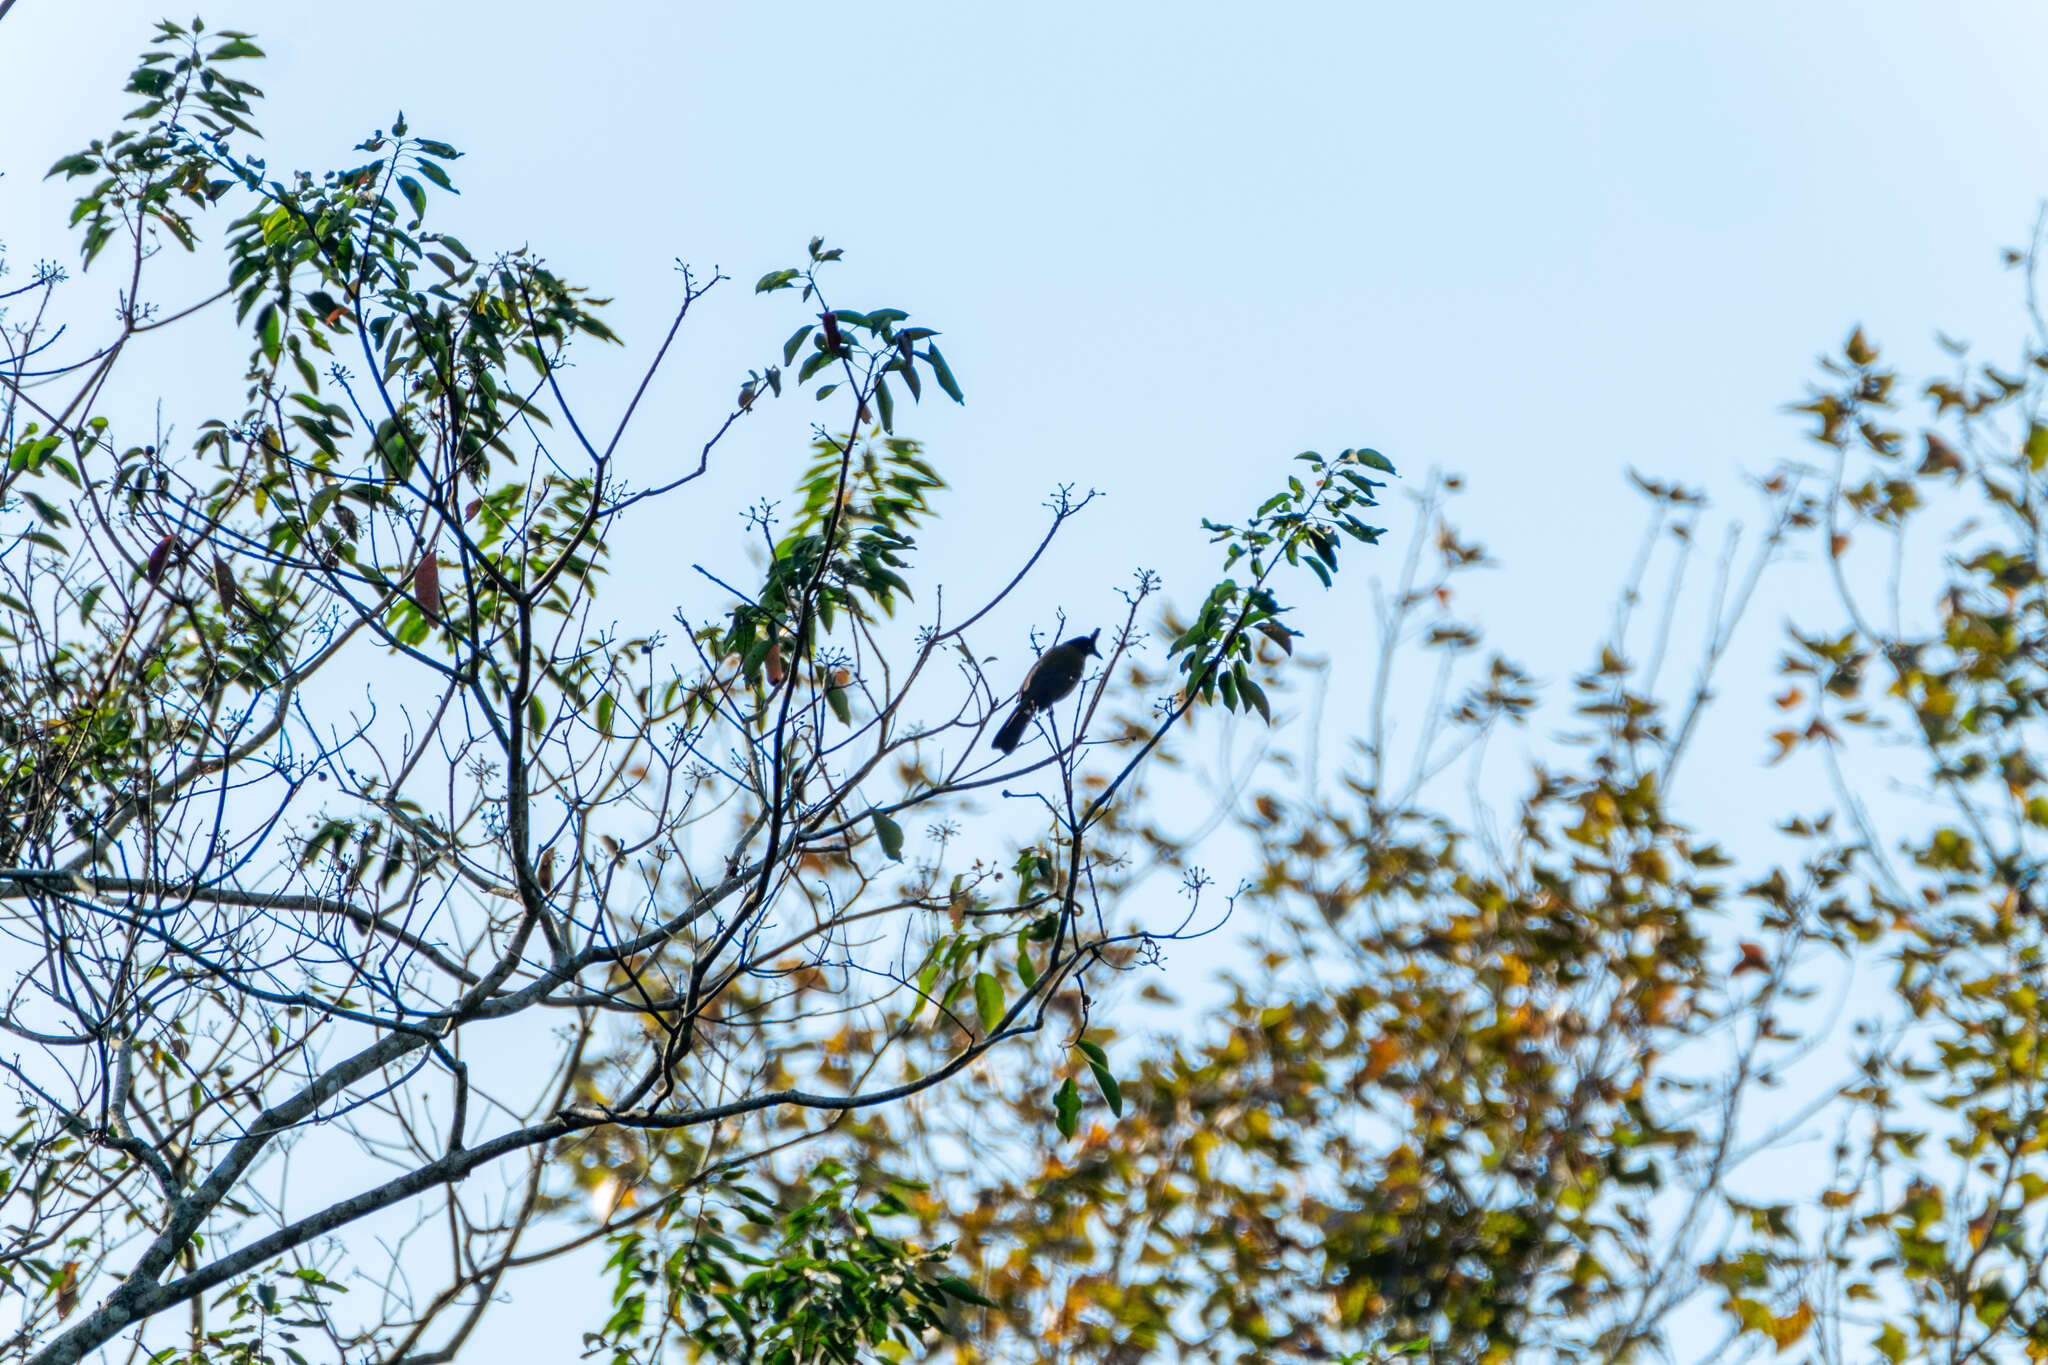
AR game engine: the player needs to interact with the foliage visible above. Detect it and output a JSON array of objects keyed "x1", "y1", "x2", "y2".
[
  {"x1": 767, "y1": 466, "x2": 1800, "y2": 1364},
  {"x1": 0, "y1": 22, "x2": 1383, "y2": 1365},
  {"x1": 32, "y1": 17, "x2": 2048, "y2": 1365},
  {"x1": 585, "y1": 1163, "x2": 978, "y2": 1365},
  {"x1": 647, "y1": 238, "x2": 2048, "y2": 1365}
]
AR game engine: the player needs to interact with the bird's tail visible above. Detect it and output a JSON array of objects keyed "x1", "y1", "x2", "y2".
[{"x1": 992, "y1": 702, "x2": 1034, "y2": 754}]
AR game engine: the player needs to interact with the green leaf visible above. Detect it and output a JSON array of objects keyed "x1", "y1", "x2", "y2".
[
  {"x1": 306, "y1": 484, "x2": 339, "y2": 526},
  {"x1": 935, "y1": 1276, "x2": 995, "y2": 1308},
  {"x1": 756, "y1": 269, "x2": 800, "y2": 294},
  {"x1": 918, "y1": 949, "x2": 953, "y2": 1001},
  {"x1": 1352, "y1": 447, "x2": 1396, "y2": 473},
  {"x1": 782, "y1": 324, "x2": 815, "y2": 365},
  {"x1": 926, "y1": 345, "x2": 963, "y2": 403},
  {"x1": 414, "y1": 159, "x2": 457, "y2": 193},
  {"x1": 1086, "y1": 1057, "x2": 1122, "y2": 1116},
  {"x1": 875, "y1": 376, "x2": 894, "y2": 432},
  {"x1": 872, "y1": 809, "x2": 904, "y2": 861},
  {"x1": 1076, "y1": 1039, "x2": 1124, "y2": 1115},
  {"x1": 1053, "y1": 1077, "x2": 1081, "y2": 1138},
  {"x1": 257, "y1": 302, "x2": 281, "y2": 366},
  {"x1": 596, "y1": 692, "x2": 615, "y2": 739},
  {"x1": 973, "y1": 971, "x2": 1004, "y2": 1033},
  {"x1": 1237, "y1": 670, "x2": 1271, "y2": 723},
  {"x1": 826, "y1": 686, "x2": 852, "y2": 725},
  {"x1": 398, "y1": 175, "x2": 427, "y2": 222}
]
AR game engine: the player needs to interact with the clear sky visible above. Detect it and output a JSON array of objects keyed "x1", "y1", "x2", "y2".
[
  {"x1": 5, "y1": 0, "x2": 2048, "y2": 1356},
  {"x1": 9, "y1": 1, "x2": 2047, "y2": 724}
]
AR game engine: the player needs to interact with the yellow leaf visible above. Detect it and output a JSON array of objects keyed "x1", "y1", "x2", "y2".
[{"x1": 1771, "y1": 1301, "x2": 1814, "y2": 1351}]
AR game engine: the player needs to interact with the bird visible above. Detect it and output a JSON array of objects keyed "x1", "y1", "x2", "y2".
[{"x1": 992, "y1": 629, "x2": 1101, "y2": 754}]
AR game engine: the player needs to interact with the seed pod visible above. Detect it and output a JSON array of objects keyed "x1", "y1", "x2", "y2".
[
  {"x1": 145, "y1": 534, "x2": 177, "y2": 585},
  {"x1": 211, "y1": 553, "x2": 239, "y2": 611},
  {"x1": 414, "y1": 552, "x2": 442, "y2": 615},
  {"x1": 536, "y1": 847, "x2": 555, "y2": 894},
  {"x1": 819, "y1": 310, "x2": 841, "y2": 351}
]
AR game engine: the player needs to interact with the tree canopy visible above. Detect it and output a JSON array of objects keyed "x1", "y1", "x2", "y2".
[
  {"x1": 0, "y1": 23, "x2": 1385, "y2": 1365},
  {"x1": 11, "y1": 17, "x2": 2048, "y2": 1365}
]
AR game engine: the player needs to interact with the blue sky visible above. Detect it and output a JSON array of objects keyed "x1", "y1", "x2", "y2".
[
  {"x1": 9, "y1": 1, "x2": 2047, "y2": 671},
  {"x1": 6, "y1": 0, "x2": 2048, "y2": 1355},
  {"x1": 11, "y1": 4, "x2": 2047, "y2": 655}
]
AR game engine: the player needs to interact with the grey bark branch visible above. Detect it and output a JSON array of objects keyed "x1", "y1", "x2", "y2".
[{"x1": 0, "y1": 870, "x2": 480, "y2": 985}]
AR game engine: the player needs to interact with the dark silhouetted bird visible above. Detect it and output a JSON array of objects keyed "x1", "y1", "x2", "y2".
[{"x1": 992, "y1": 629, "x2": 1101, "y2": 754}]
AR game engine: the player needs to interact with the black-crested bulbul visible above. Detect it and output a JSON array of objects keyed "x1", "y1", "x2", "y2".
[{"x1": 992, "y1": 629, "x2": 1100, "y2": 754}]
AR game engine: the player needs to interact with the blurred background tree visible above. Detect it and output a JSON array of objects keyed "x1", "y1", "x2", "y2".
[{"x1": 572, "y1": 276, "x2": 2048, "y2": 1365}]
